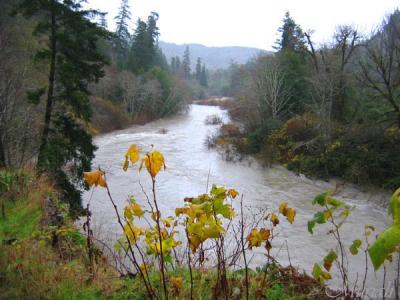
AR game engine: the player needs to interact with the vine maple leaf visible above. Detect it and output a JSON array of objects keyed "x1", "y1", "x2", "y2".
[
  {"x1": 123, "y1": 144, "x2": 141, "y2": 171},
  {"x1": 139, "y1": 150, "x2": 166, "y2": 178},
  {"x1": 83, "y1": 170, "x2": 107, "y2": 187},
  {"x1": 247, "y1": 228, "x2": 270, "y2": 249}
]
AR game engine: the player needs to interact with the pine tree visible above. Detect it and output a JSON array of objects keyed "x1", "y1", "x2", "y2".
[
  {"x1": 114, "y1": 0, "x2": 131, "y2": 48},
  {"x1": 171, "y1": 57, "x2": 176, "y2": 74},
  {"x1": 200, "y1": 64, "x2": 208, "y2": 87},
  {"x1": 275, "y1": 11, "x2": 306, "y2": 52},
  {"x1": 17, "y1": 0, "x2": 110, "y2": 212},
  {"x1": 129, "y1": 19, "x2": 149, "y2": 72},
  {"x1": 175, "y1": 56, "x2": 181, "y2": 72},
  {"x1": 99, "y1": 13, "x2": 108, "y2": 29},
  {"x1": 182, "y1": 46, "x2": 191, "y2": 79},
  {"x1": 274, "y1": 11, "x2": 311, "y2": 115},
  {"x1": 195, "y1": 57, "x2": 202, "y2": 81},
  {"x1": 129, "y1": 13, "x2": 160, "y2": 73},
  {"x1": 146, "y1": 12, "x2": 159, "y2": 55}
]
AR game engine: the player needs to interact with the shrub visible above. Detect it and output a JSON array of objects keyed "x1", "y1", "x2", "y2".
[{"x1": 204, "y1": 114, "x2": 223, "y2": 125}]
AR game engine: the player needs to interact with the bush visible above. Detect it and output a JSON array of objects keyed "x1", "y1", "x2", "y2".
[{"x1": 204, "y1": 114, "x2": 223, "y2": 125}]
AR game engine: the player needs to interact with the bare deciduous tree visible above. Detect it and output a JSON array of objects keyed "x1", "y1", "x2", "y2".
[
  {"x1": 360, "y1": 11, "x2": 400, "y2": 127},
  {"x1": 252, "y1": 55, "x2": 291, "y2": 120},
  {"x1": 0, "y1": 13, "x2": 40, "y2": 167}
]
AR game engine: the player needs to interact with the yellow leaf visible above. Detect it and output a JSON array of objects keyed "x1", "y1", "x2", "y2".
[
  {"x1": 285, "y1": 208, "x2": 296, "y2": 224},
  {"x1": 270, "y1": 213, "x2": 279, "y2": 226},
  {"x1": 247, "y1": 228, "x2": 270, "y2": 249},
  {"x1": 162, "y1": 216, "x2": 175, "y2": 228},
  {"x1": 83, "y1": 170, "x2": 107, "y2": 188},
  {"x1": 227, "y1": 189, "x2": 238, "y2": 198},
  {"x1": 140, "y1": 150, "x2": 166, "y2": 178},
  {"x1": 279, "y1": 202, "x2": 296, "y2": 224},
  {"x1": 123, "y1": 157, "x2": 129, "y2": 171},
  {"x1": 123, "y1": 144, "x2": 141, "y2": 171},
  {"x1": 126, "y1": 144, "x2": 141, "y2": 164},
  {"x1": 279, "y1": 202, "x2": 288, "y2": 214},
  {"x1": 170, "y1": 276, "x2": 183, "y2": 294},
  {"x1": 124, "y1": 206, "x2": 133, "y2": 221},
  {"x1": 139, "y1": 263, "x2": 151, "y2": 274},
  {"x1": 124, "y1": 222, "x2": 143, "y2": 244},
  {"x1": 131, "y1": 203, "x2": 144, "y2": 217}
]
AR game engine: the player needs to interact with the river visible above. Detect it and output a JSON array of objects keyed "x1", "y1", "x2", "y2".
[{"x1": 83, "y1": 104, "x2": 395, "y2": 295}]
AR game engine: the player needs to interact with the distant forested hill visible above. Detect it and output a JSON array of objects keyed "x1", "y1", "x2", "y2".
[{"x1": 159, "y1": 41, "x2": 268, "y2": 69}]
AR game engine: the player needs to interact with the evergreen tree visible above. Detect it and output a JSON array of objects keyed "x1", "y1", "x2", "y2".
[
  {"x1": 99, "y1": 13, "x2": 108, "y2": 29},
  {"x1": 129, "y1": 13, "x2": 160, "y2": 73},
  {"x1": 114, "y1": 0, "x2": 131, "y2": 56},
  {"x1": 275, "y1": 11, "x2": 311, "y2": 115},
  {"x1": 146, "y1": 12, "x2": 159, "y2": 54},
  {"x1": 17, "y1": 0, "x2": 110, "y2": 212},
  {"x1": 195, "y1": 57, "x2": 202, "y2": 80},
  {"x1": 275, "y1": 11, "x2": 306, "y2": 52},
  {"x1": 171, "y1": 57, "x2": 176, "y2": 74},
  {"x1": 153, "y1": 47, "x2": 169, "y2": 72},
  {"x1": 200, "y1": 64, "x2": 208, "y2": 87},
  {"x1": 182, "y1": 46, "x2": 191, "y2": 79},
  {"x1": 129, "y1": 19, "x2": 149, "y2": 72},
  {"x1": 175, "y1": 56, "x2": 181, "y2": 72}
]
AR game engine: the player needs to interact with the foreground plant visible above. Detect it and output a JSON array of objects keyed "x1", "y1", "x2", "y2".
[
  {"x1": 84, "y1": 145, "x2": 400, "y2": 299},
  {"x1": 175, "y1": 184, "x2": 237, "y2": 299},
  {"x1": 307, "y1": 192, "x2": 353, "y2": 291}
]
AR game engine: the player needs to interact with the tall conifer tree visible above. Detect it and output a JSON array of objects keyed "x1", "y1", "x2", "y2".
[
  {"x1": 17, "y1": 0, "x2": 110, "y2": 212},
  {"x1": 114, "y1": 0, "x2": 131, "y2": 52},
  {"x1": 182, "y1": 46, "x2": 191, "y2": 79}
]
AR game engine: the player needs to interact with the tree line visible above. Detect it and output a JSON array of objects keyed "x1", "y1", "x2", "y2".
[
  {"x1": 225, "y1": 11, "x2": 400, "y2": 189},
  {"x1": 0, "y1": 0, "x2": 195, "y2": 213}
]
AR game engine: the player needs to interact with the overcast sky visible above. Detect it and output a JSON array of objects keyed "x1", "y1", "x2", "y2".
[{"x1": 86, "y1": 0, "x2": 399, "y2": 50}]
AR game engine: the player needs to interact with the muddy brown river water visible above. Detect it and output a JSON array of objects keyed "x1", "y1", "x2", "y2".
[{"x1": 83, "y1": 104, "x2": 396, "y2": 296}]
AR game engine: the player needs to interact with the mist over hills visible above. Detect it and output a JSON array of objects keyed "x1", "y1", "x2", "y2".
[{"x1": 159, "y1": 41, "x2": 269, "y2": 70}]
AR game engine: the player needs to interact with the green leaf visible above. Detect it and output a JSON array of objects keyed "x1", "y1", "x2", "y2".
[
  {"x1": 340, "y1": 208, "x2": 350, "y2": 218},
  {"x1": 369, "y1": 188, "x2": 400, "y2": 270},
  {"x1": 327, "y1": 197, "x2": 346, "y2": 208},
  {"x1": 312, "y1": 193, "x2": 328, "y2": 206},
  {"x1": 164, "y1": 254, "x2": 173, "y2": 264},
  {"x1": 349, "y1": 239, "x2": 362, "y2": 255},
  {"x1": 210, "y1": 184, "x2": 226, "y2": 199},
  {"x1": 312, "y1": 263, "x2": 331, "y2": 282},
  {"x1": 368, "y1": 225, "x2": 400, "y2": 270},
  {"x1": 213, "y1": 198, "x2": 234, "y2": 219},
  {"x1": 308, "y1": 212, "x2": 326, "y2": 234},
  {"x1": 389, "y1": 188, "x2": 400, "y2": 225}
]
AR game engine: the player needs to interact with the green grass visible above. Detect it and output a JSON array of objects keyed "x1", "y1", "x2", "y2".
[{"x1": 0, "y1": 197, "x2": 41, "y2": 241}]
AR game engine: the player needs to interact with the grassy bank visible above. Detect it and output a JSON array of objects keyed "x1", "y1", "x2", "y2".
[{"x1": 0, "y1": 169, "x2": 122, "y2": 299}]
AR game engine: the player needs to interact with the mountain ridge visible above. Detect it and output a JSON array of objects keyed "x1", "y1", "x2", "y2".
[{"x1": 159, "y1": 41, "x2": 270, "y2": 70}]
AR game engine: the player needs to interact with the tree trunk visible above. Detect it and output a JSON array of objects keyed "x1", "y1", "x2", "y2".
[
  {"x1": 0, "y1": 134, "x2": 6, "y2": 168},
  {"x1": 38, "y1": 1, "x2": 56, "y2": 167}
]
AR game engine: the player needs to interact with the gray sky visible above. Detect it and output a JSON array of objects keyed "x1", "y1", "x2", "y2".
[{"x1": 87, "y1": 0, "x2": 399, "y2": 50}]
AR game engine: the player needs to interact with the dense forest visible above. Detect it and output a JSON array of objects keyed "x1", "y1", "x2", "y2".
[
  {"x1": 0, "y1": 0, "x2": 210, "y2": 211},
  {"x1": 212, "y1": 11, "x2": 400, "y2": 191},
  {"x1": 1, "y1": 0, "x2": 400, "y2": 299}
]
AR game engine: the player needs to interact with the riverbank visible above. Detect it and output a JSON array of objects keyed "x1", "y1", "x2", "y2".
[{"x1": 198, "y1": 97, "x2": 398, "y2": 202}]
